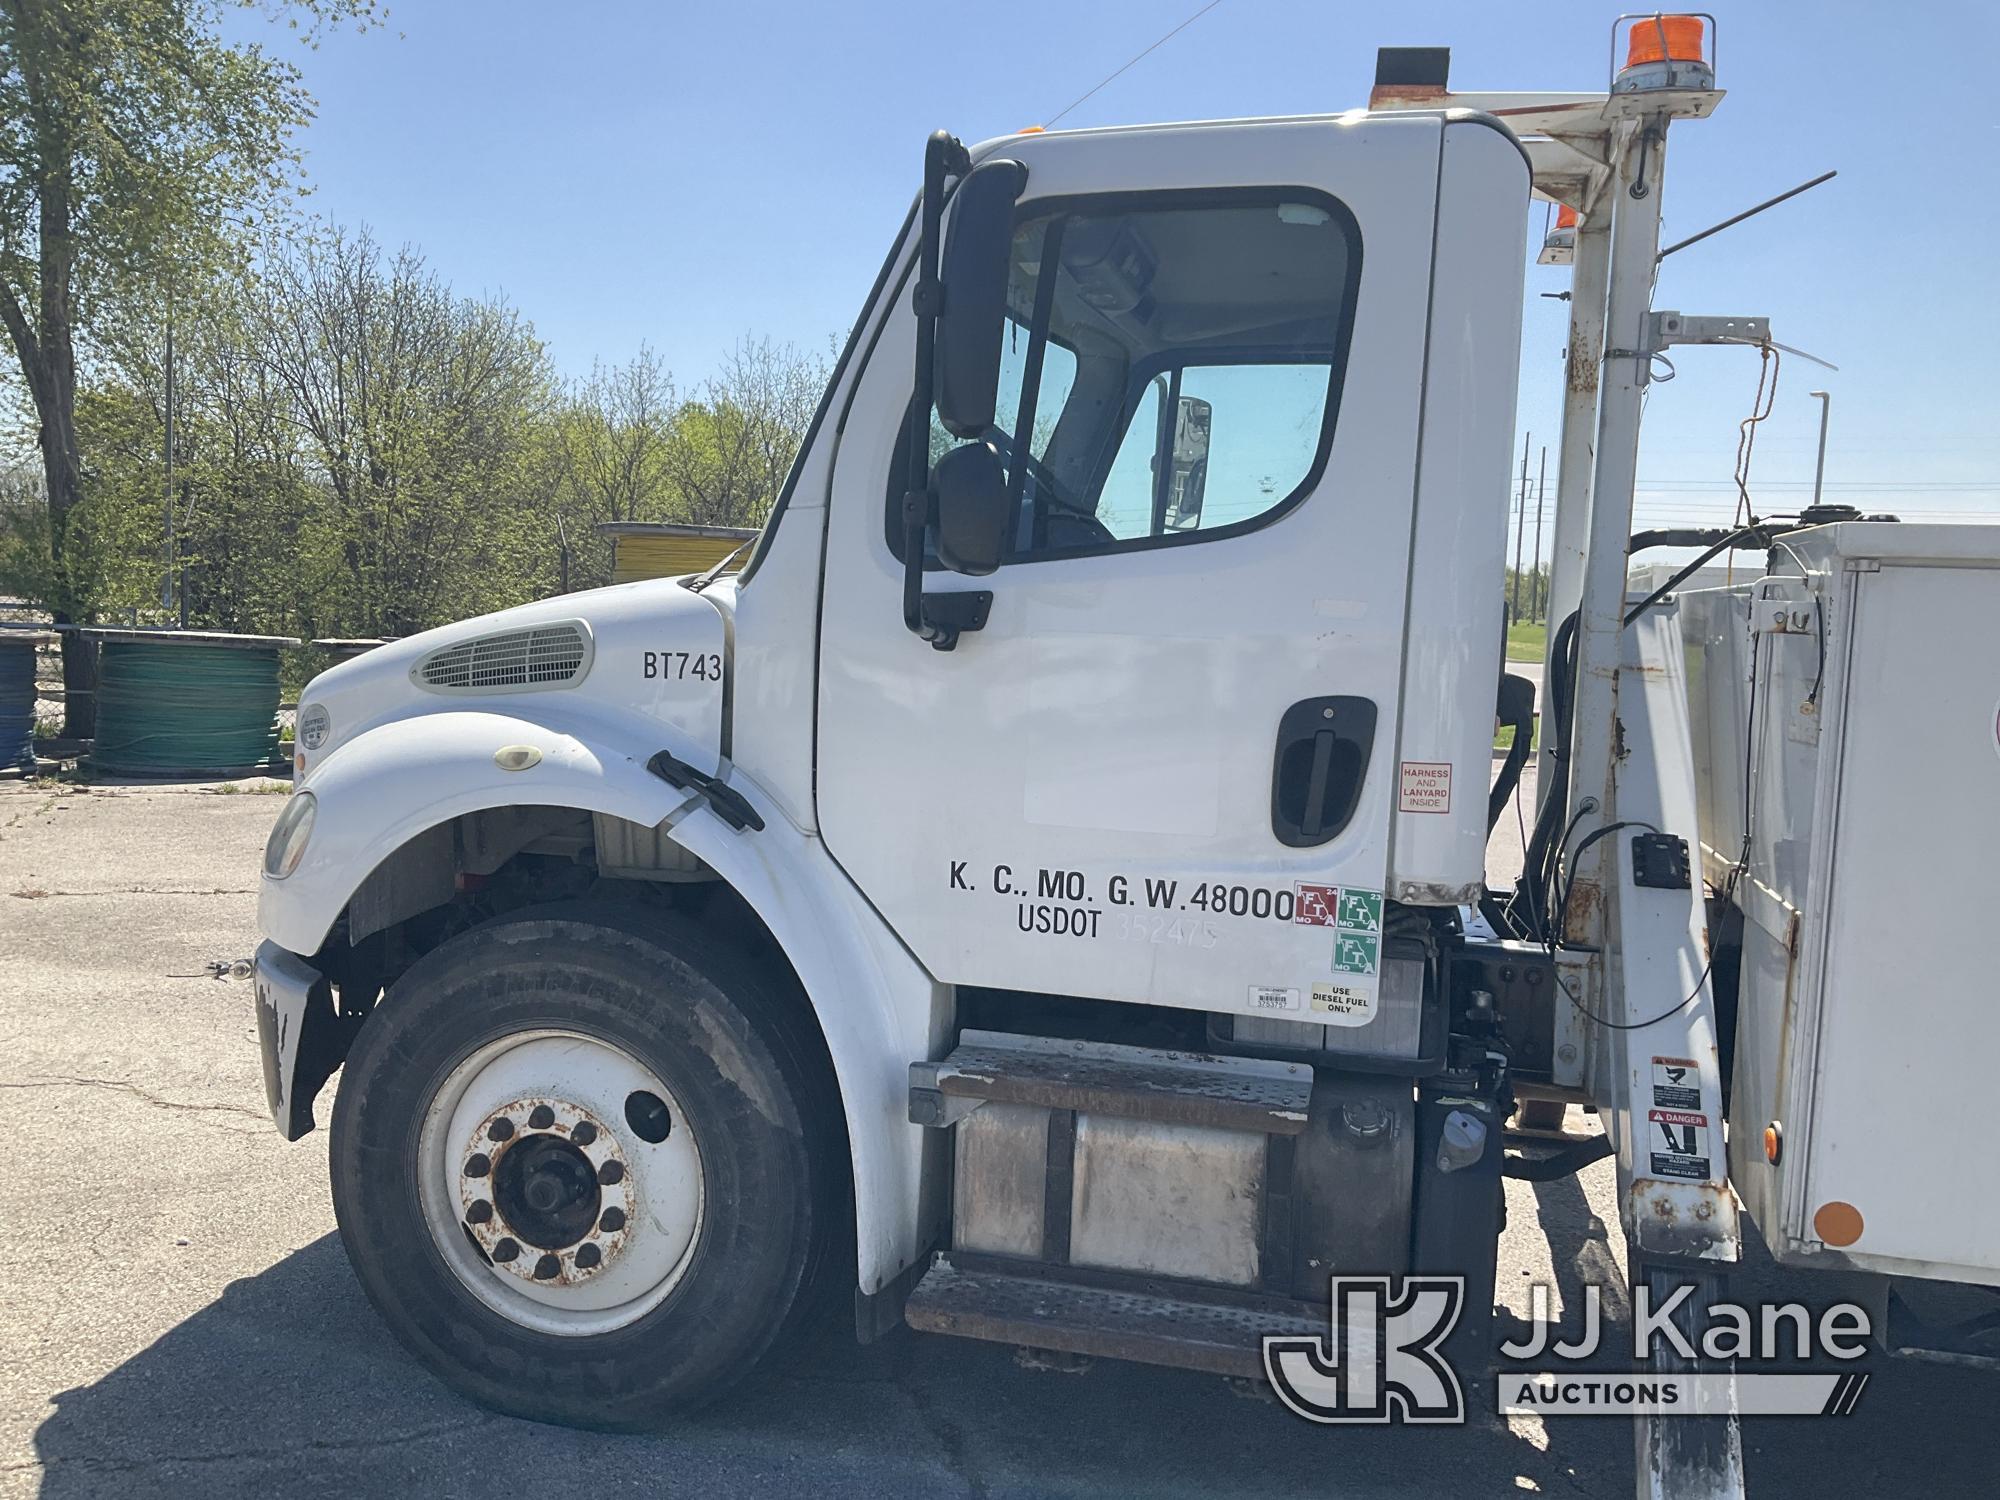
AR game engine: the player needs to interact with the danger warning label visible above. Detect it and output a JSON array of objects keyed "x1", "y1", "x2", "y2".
[
  {"x1": 1647, "y1": 1107, "x2": 1712, "y2": 1181},
  {"x1": 1398, "y1": 761, "x2": 1452, "y2": 814},
  {"x1": 1651, "y1": 1056, "x2": 1701, "y2": 1111}
]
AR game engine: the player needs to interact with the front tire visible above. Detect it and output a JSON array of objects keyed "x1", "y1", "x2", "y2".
[{"x1": 329, "y1": 910, "x2": 830, "y2": 1429}]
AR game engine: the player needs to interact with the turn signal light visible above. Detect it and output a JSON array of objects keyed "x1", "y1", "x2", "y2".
[{"x1": 1762, "y1": 1122, "x2": 1782, "y2": 1164}]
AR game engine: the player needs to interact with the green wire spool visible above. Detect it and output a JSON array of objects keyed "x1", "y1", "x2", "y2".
[{"x1": 86, "y1": 630, "x2": 300, "y2": 776}]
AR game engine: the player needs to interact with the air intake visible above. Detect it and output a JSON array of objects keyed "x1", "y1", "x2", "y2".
[{"x1": 413, "y1": 621, "x2": 593, "y2": 694}]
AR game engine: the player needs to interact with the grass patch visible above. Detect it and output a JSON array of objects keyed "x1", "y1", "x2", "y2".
[{"x1": 1506, "y1": 619, "x2": 1547, "y2": 664}]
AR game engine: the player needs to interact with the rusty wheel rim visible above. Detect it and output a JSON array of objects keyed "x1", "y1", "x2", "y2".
[{"x1": 417, "y1": 1029, "x2": 704, "y2": 1336}]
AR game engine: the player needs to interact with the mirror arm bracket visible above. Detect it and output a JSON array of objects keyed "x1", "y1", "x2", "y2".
[{"x1": 919, "y1": 590, "x2": 993, "y2": 651}]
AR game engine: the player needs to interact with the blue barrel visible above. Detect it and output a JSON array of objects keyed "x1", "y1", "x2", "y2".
[{"x1": 0, "y1": 630, "x2": 51, "y2": 768}]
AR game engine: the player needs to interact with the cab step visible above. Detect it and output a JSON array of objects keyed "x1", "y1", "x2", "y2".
[
  {"x1": 907, "y1": 1029, "x2": 1315, "y2": 1134},
  {"x1": 903, "y1": 1254, "x2": 1324, "y2": 1379}
]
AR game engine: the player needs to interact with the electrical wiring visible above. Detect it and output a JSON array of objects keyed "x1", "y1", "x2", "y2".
[{"x1": 1552, "y1": 628, "x2": 1765, "y2": 1034}]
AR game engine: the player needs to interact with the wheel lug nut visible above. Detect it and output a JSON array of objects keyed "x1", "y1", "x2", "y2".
[
  {"x1": 571, "y1": 1121, "x2": 598, "y2": 1146},
  {"x1": 464, "y1": 1152, "x2": 491, "y2": 1179},
  {"x1": 466, "y1": 1199, "x2": 493, "y2": 1225},
  {"x1": 599, "y1": 1207, "x2": 627, "y2": 1233},
  {"x1": 533, "y1": 1253, "x2": 561, "y2": 1280},
  {"x1": 528, "y1": 1105, "x2": 555, "y2": 1130},
  {"x1": 487, "y1": 1117, "x2": 514, "y2": 1142},
  {"x1": 597, "y1": 1160, "x2": 625, "y2": 1185},
  {"x1": 492, "y1": 1237, "x2": 519, "y2": 1263},
  {"x1": 574, "y1": 1242, "x2": 603, "y2": 1270}
]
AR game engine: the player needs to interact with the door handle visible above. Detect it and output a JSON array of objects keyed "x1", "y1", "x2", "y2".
[{"x1": 1270, "y1": 696, "x2": 1376, "y2": 847}]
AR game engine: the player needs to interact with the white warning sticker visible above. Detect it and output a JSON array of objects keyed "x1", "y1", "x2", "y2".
[
  {"x1": 1647, "y1": 1108, "x2": 1712, "y2": 1181},
  {"x1": 1650, "y1": 1056, "x2": 1701, "y2": 1110},
  {"x1": 1398, "y1": 760, "x2": 1453, "y2": 814},
  {"x1": 1246, "y1": 985, "x2": 1303, "y2": 1014},
  {"x1": 1311, "y1": 982, "x2": 1377, "y2": 1027}
]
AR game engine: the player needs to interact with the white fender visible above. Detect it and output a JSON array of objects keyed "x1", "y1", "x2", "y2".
[
  {"x1": 661, "y1": 782, "x2": 946, "y2": 1299},
  {"x1": 259, "y1": 707, "x2": 700, "y2": 955},
  {"x1": 260, "y1": 710, "x2": 942, "y2": 1298}
]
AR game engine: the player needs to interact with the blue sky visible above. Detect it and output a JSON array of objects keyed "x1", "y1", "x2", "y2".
[{"x1": 242, "y1": 0, "x2": 2000, "y2": 534}]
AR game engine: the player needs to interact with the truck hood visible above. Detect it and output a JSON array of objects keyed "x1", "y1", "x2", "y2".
[{"x1": 292, "y1": 578, "x2": 730, "y2": 780}]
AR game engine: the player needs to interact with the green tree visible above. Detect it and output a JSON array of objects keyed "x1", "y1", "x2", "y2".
[{"x1": 0, "y1": 0, "x2": 376, "y2": 733}]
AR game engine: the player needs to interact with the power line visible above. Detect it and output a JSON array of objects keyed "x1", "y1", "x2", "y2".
[{"x1": 1044, "y1": 0, "x2": 1229, "y2": 130}]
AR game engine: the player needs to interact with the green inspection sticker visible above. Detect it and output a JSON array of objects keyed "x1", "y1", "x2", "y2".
[
  {"x1": 1332, "y1": 932, "x2": 1380, "y2": 976},
  {"x1": 1335, "y1": 888, "x2": 1382, "y2": 932}
]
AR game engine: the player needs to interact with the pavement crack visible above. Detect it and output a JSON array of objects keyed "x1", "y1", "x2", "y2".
[
  {"x1": 9, "y1": 886, "x2": 258, "y2": 897},
  {"x1": 7, "y1": 1416, "x2": 501, "y2": 1475},
  {"x1": 0, "y1": 1076, "x2": 268, "y2": 1129}
]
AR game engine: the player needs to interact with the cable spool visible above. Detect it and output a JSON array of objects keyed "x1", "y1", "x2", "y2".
[
  {"x1": 0, "y1": 630, "x2": 54, "y2": 769},
  {"x1": 85, "y1": 629, "x2": 301, "y2": 777},
  {"x1": 312, "y1": 637, "x2": 390, "y2": 668},
  {"x1": 598, "y1": 523, "x2": 757, "y2": 585}
]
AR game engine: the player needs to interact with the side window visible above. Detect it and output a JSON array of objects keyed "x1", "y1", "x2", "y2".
[{"x1": 892, "y1": 190, "x2": 1361, "y2": 564}]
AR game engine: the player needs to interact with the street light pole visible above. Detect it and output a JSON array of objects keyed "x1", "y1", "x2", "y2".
[
  {"x1": 1530, "y1": 444, "x2": 1547, "y2": 621},
  {"x1": 1809, "y1": 390, "x2": 1831, "y2": 509},
  {"x1": 1510, "y1": 431, "x2": 1529, "y2": 622}
]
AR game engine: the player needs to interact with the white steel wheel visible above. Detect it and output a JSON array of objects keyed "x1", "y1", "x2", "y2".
[
  {"x1": 417, "y1": 1029, "x2": 705, "y2": 1336},
  {"x1": 330, "y1": 910, "x2": 834, "y2": 1429}
]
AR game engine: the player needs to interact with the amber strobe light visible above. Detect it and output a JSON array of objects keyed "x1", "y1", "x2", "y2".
[{"x1": 1625, "y1": 14, "x2": 1706, "y2": 68}]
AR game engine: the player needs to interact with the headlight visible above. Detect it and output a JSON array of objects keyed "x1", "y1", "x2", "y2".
[{"x1": 264, "y1": 790, "x2": 318, "y2": 879}]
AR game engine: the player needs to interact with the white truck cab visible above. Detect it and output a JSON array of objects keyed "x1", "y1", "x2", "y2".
[{"x1": 251, "y1": 23, "x2": 1943, "y2": 1498}]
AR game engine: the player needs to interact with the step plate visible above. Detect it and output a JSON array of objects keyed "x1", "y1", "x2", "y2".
[
  {"x1": 924, "y1": 1030, "x2": 1314, "y2": 1136},
  {"x1": 904, "y1": 1256, "x2": 1324, "y2": 1379}
]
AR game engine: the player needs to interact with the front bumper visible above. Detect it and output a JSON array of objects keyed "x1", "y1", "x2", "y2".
[{"x1": 253, "y1": 940, "x2": 349, "y2": 1141}]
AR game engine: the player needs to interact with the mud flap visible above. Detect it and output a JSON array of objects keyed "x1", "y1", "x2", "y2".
[{"x1": 253, "y1": 940, "x2": 355, "y2": 1141}]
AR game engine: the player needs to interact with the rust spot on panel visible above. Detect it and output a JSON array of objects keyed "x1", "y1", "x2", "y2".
[
  {"x1": 1630, "y1": 1182, "x2": 1738, "y2": 1260},
  {"x1": 1566, "y1": 347, "x2": 1600, "y2": 399},
  {"x1": 1613, "y1": 717, "x2": 1630, "y2": 761},
  {"x1": 1564, "y1": 879, "x2": 1602, "y2": 945}
]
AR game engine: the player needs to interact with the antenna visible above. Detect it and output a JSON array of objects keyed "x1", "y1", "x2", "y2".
[
  {"x1": 1657, "y1": 170, "x2": 1836, "y2": 261},
  {"x1": 1043, "y1": 0, "x2": 1228, "y2": 130}
]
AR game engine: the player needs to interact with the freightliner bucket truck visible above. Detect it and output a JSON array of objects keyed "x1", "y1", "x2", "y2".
[{"x1": 250, "y1": 18, "x2": 2000, "y2": 1497}]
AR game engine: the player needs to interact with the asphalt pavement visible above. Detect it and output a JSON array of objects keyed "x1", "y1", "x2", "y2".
[{"x1": 0, "y1": 775, "x2": 1990, "y2": 1498}]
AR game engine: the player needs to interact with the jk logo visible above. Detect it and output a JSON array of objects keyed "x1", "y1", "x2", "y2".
[{"x1": 1264, "y1": 1276, "x2": 1466, "y2": 1424}]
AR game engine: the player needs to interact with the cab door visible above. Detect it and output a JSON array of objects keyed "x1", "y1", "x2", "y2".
[{"x1": 816, "y1": 116, "x2": 1452, "y2": 1023}]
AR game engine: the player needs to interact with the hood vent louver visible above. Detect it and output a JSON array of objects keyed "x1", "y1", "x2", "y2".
[{"x1": 413, "y1": 621, "x2": 593, "y2": 695}]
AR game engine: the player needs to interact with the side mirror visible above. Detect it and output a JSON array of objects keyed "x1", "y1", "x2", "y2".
[
  {"x1": 932, "y1": 440, "x2": 1011, "y2": 575},
  {"x1": 1162, "y1": 394, "x2": 1211, "y2": 530},
  {"x1": 934, "y1": 159, "x2": 1026, "y2": 438}
]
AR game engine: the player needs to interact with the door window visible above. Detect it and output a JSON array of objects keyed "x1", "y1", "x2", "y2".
[{"x1": 894, "y1": 190, "x2": 1361, "y2": 563}]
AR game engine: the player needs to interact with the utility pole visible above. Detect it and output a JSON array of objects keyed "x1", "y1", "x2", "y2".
[
  {"x1": 1510, "y1": 431, "x2": 1530, "y2": 623},
  {"x1": 1809, "y1": 390, "x2": 1831, "y2": 509},
  {"x1": 162, "y1": 300, "x2": 175, "y2": 617},
  {"x1": 1530, "y1": 444, "x2": 1547, "y2": 622}
]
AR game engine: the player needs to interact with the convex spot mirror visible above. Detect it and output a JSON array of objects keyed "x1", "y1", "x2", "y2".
[
  {"x1": 934, "y1": 158, "x2": 1027, "y2": 439},
  {"x1": 932, "y1": 439, "x2": 1010, "y2": 576},
  {"x1": 1164, "y1": 394, "x2": 1212, "y2": 530}
]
